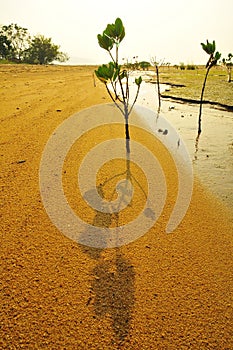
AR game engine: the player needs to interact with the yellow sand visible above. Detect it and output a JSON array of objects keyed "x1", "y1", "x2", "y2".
[{"x1": 0, "y1": 65, "x2": 233, "y2": 349}]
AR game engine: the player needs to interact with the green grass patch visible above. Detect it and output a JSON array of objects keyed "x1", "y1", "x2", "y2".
[
  {"x1": 159, "y1": 66, "x2": 233, "y2": 107},
  {"x1": 0, "y1": 59, "x2": 15, "y2": 64}
]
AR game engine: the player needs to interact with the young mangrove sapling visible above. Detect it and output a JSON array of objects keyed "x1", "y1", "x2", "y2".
[
  {"x1": 95, "y1": 18, "x2": 142, "y2": 154},
  {"x1": 222, "y1": 53, "x2": 233, "y2": 83},
  {"x1": 198, "y1": 40, "x2": 221, "y2": 136},
  {"x1": 151, "y1": 57, "x2": 164, "y2": 113}
]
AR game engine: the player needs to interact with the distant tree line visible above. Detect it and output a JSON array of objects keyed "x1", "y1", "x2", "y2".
[{"x1": 0, "y1": 23, "x2": 69, "y2": 64}]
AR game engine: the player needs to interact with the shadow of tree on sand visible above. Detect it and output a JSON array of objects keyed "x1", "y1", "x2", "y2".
[
  {"x1": 77, "y1": 151, "x2": 155, "y2": 345},
  {"x1": 92, "y1": 249, "x2": 135, "y2": 344},
  {"x1": 80, "y1": 207, "x2": 135, "y2": 346}
]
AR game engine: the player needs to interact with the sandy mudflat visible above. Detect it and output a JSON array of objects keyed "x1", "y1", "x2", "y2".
[{"x1": 0, "y1": 65, "x2": 233, "y2": 349}]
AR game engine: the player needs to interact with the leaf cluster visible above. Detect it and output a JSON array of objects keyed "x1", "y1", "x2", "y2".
[
  {"x1": 95, "y1": 18, "x2": 142, "y2": 123},
  {"x1": 222, "y1": 53, "x2": 233, "y2": 67},
  {"x1": 201, "y1": 40, "x2": 221, "y2": 68},
  {"x1": 95, "y1": 62, "x2": 119, "y2": 84},
  {"x1": 97, "y1": 18, "x2": 125, "y2": 51},
  {"x1": 95, "y1": 18, "x2": 142, "y2": 90}
]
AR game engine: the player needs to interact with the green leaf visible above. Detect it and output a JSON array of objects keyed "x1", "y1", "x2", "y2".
[
  {"x1": 95, "y1": 68, "x2": 108, "y2": 84},
  {"x1": 215, "y1": 51, "x2": 221, "y2": 61},
  {"x1": 201, "y1": 40, "x2": 216, "y2": 55},
  {"x1": 97, "y1": 33, "x2": 113, "y2": 51},
  {"x1": 212, "y1": 40, "x2": 216, "y2": 53},
  {"x1": 119, "y1": 70, "x2": 127, "y2": 80},
  {"x1": 201, "y1": 42, "x2": 205, "y2": 51},
  {"x1": 135, "y1": 76, "x2": 142, "y2": 86},
  {"x1": 115, "y1": 18, "x2": 125, "y2": 42},
  {"x1": 101, "y1": 64, "x2": 112, "y2": 79},
  {"x1": 113, "y1": 66, "x2": 120, "y2": 81},
  {"x1": 103, "y1": 18, "x2": 125, "y2": 43},
  {"x1": 108, "y1": 61, "x2": 114, "y2": 78},
  {"x1": 105, "y1": 24, "x2": 115, "y2": 38},
  {"x1": 95, "y1": 62, "x2": 119, "y2": 83}
]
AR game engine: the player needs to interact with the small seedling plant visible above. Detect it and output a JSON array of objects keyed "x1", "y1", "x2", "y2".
[
  {"x1": 95, "y1": 18, "x2": 142, "y2": 154},
  {"x1": 222, "y1": 53, "x2": 233, "y2": 83},
  {"x1": 94, "y1": 18, "x2": 151, "y2": 224},
  {"x1": 198, "y1": 40, "x2": 221, "y2": 136},
  {"x1": 150, "y1": 56, "x2": 164, "y2": 113}
]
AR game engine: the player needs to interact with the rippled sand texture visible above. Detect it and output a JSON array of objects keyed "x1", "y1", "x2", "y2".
[{"x1": 1, "y1": 65, "x2": 233, "y2": 349}]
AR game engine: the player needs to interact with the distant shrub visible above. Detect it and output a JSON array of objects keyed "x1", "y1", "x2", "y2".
[
  {"x1": 139, "y1": 61, "x2": 150, "y2": 70},
  {"x1": 180, "y1": 63, "x2": 185, "y2": 70},
  {"x1": 187, "y1": 64, "x2": 196, "y2": 70}
]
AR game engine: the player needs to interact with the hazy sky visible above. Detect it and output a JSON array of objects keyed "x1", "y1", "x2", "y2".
[{"x1": 1, "y1": 0, "x2": 232, "y2": 65}]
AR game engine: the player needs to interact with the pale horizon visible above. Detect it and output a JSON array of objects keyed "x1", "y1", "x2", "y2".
[{"x1": 1, "y1": 0, "x2": 232, "y2": 65}]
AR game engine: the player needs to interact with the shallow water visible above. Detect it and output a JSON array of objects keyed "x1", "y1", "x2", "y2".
[
  {"x1": 160, "y1": 102, "x2": 232, "y2": 207},
  {"x1": 124, "y1": 72, "x2": 233, "y2": 209}
]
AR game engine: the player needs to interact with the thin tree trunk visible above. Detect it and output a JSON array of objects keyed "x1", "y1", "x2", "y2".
[
  {"x1": 155, "y1": 65, "x2": 161, "y2": 112},
  {"x1": 124, "y1": 104, "x2": 130, "y2": 154},
  {"x1": 125, "y1": 116, "x2": 130, "y2": 154},
  {"x1": 198, "y1": 66, "x2": 210, "y2": 135},
  {"x1": 93, "y1": 72, "x2": 96, "y2": 87},
  {"x1": 228, "y1": 67, "x2": 232, "y2": 83}
]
